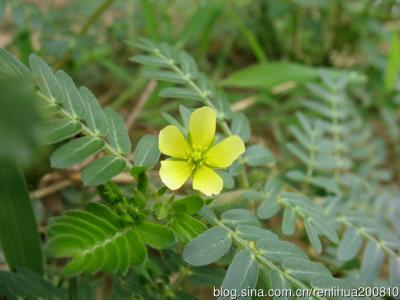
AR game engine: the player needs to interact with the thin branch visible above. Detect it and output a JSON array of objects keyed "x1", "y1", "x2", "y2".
[
  {"x1": 31, "y1": 172, "x2": 134, "y2": 199},
  {"x1": 231, "y1": 97, "x2": 255, "y2": 112},
  {"x1": 31, "y1": 179, "x2": 73, "y2": 199},
  {"x1": 126, "y1": 80, "x2": 157, "y2": 129}
]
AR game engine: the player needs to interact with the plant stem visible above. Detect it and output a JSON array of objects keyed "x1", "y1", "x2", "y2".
[
  {"x1": 68, "y1": 277, "x2": 77, "y2": 300},
  {"x1": 303, "y1": 125, "x2": 317, "y2": 193},
  {"x1": 337, "y1": 216, "x2": 399, "y2": 258}
]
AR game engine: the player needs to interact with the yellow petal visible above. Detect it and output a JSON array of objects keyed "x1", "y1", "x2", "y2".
[
  {"x1": 159, "y1": 125, "x2": 190, "y2": 158},
  {"x1": 160, "y1": 160, "x2": 192, "y2": 190},
  {"x1": 192, "y1": 165, "x2": 223, "y2": 196},
  {"x1": 205, "y1": 135, "x2": 245, "y2": 168},
  {"x1": 189, "y1": 106, "x2": 216, "y2": 149}
]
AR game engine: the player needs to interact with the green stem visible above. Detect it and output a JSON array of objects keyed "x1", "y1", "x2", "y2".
[
  {"x1": 337, "y1": 215, "x2": 399, "y2": 258},
  {"x1": 303, "y1": 126, "x2": 317, "y2": 193},
  {"x1": 68, "y1": 277, "x2": 77, "y2": 300},
  {"x1": 330, "y1": 93, "x2": 342, "y2": 184}
]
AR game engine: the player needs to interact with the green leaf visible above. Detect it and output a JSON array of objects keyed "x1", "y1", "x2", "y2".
[
  {"x1": 79, "y1": 86, "x2": 108, "y2": 136},
  {"x1": 282, "y1": 206, "x2": 296, "y2": 235},
  {"x1": 221, "y1": 62, "x2": 321, "y2": 90},
  {"x1": 85, "y1": 202, "x2": 125, "y2": 228},
  {"x1": 104, "y1": 107, "x2": 131, "y2": 155},
  {"x1": 133, "y1": 135, "x2": 160, "y2": 169},
  {"x1": 219, "y1": 250, "x2": 259, "y2": 300},
  {"x1": 199, "y1": 206, "x2": 218, "y2": 223},
  {"x1": 81, "y1": 156, "x2": 126, "y2": 185},
  {"x1": 216, "y1": 170, "x2": 234, "y2": 189},
  {"x1": 130, "y1": 55, "x2": 171, "y2": 67},
  {"x1": 311, "y1": 176, "x2": 339, "y2": 193},
  {"x1": 286, "y1": 170, "x2": 306, "y2": 182},
  {"x1": 44, "y1": 119, "x2": 81, "y2": 144},
  {"x1": 283, "y1": 257, "x2": 330, "y2": 282},
  {"x1": 389, "y1": 255, "x2": 400, "y2": 285},
  {"x1": 50, "y1": 136, "x2": 105, "y2": 168},
  {"x1": 131, "y1": 37, "x2": 159, "y2": 52},
  {"x1": 384, "y1": 31, "x2": 400, "y2": 91},
  {"x1": 257, "y1": 196, "x2": 281, "y2": 220},
  {"x1": 188, "y1": 266, "x2": 225, "y2": 287},
  {"x1": 221, "y1": 209, "x2": 260, "y2": 228},
  {"x1": 286, "y1": 142, "x2": 309, "y2": 164},
  {"x1": 161, "y1": 111, "x2": 186, "y2": 133},
  {"x1": 171, "y1": 213, "x2": 207, "y2": 243},
  {"x1": 304, "y1": 218, "x2": 322, "y2": 254},
  {"x1": 257, "y1": 238, "x2": 307, "y2": 263},
  {"x1": 178, "y1": 51, "x2": 198, "y2": 79},
  {"x1": 0, "y1": 161, "x2": 43, "y2": 274},
  {"x1": 231, "y1": 113, "x2": 250, "y2": 142},
  {"x1": 289, "y1": 125, "x2": 311, "y2": 149},
  {"x1": 55, "y1": 70, "x2": 86, "y2": 118},
  {"x1": 281, "y1": 192, "x2": 338, "y2": 244},
  {"x1": 337, "y1": 227, "x2": 362, "y2": 261},
  {"x1": 143, "y1": 70, "x2": 187, "y2": 83},
  {"x1": 158, "y1": 42, "x2": 177, "y2": 61},
  {"x1": 0, "y1": 48, "x2": 33, "y2": 81},
  {"x1": 171, "y1": 195, "x2": 204, "y2": 215},
  {"x1": 296, "y1": 112, "x2": 313, "y2": 136},
  {"x1": 183, "y1": 227, "x2": 232, "y2": 266},
  {"x1": 137, "y1": 221, "x2": 175, "y2": 249},
  {"x1": 307, "y1": 212, "x2": 339, "y2": 243},
  {"x1": 179, "y1": 104, "x2": 192, "y2": 128},
  {"x1": 160, "y1": 87, "x2": 203, "y2": 101},
  {"x1": 270, "y1": 270, "x2": 290, "y2": 300},
  {"x1": 310, "y1": 275, "x2": 353, "y2": 299},
  {"x1": 153, "y1": 202, "x2": 169, "y2": 220},
  {"x1": 176, "y1": 3, "x2": 221, "y2": 49},
  {"x1": 0, "y1": 79, "x2": 42, "y2": 163},
  {"x1": 0, "y1": 268, "x2": 63, "y2": 299},
  {"x1": 29, "y1": 54, "x2": 63, "y2": 103},
  {"x1": 303, "y1": 100, "x2": 333, "y2": 119},
  {"x1": 263, "y1": 177, "x2": 284, "y2": 197},
  {"x1": 360, "y1": 241, "x2": 384, "y2": 284},
  {"x1": 47, "y1": 203, "x2": 146, "y2": 277},
  {"x1": 236, "y1": 226, "x2": 278, "y2": 241},
  {"x1": 243, "y1": 144, "x2": 275, "y2": 166},
  {"x1": 307, "y1": 83, "x2": 336, "y2": 102}
]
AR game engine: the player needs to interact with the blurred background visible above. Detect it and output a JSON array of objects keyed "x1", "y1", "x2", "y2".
[
  {"x1": 1, "y1": 0, "x2": 399, "y2": 174},
  {"x1": 1, "y1": 0, "x2": 399, "y2": 125}
]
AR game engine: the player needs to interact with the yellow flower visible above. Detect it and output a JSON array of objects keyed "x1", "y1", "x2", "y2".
[{"x1": 159, "y1": 106, "x2": 245, "y2": 196}]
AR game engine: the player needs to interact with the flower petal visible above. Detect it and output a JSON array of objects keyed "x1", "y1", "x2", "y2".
[
  {"x1": 205, "y1": 135, "x2": 245, "y2": 168},
  {"x1": 160, "y1": 160, "x2": 193, "y2": 190},
  {"x1": 192, "y1": 165, "x2": 223, "y2": 196},
  {"x1": 159, "y1": 125, "x2": 190, "y2": 158},
  {"x1": 189, "y1": 106, "x2": 216, "y2": 149}
]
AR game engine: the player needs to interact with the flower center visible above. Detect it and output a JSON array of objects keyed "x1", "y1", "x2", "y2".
[{"x1": 190, "y1": 150, "x2": 203, "y2": 164}]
